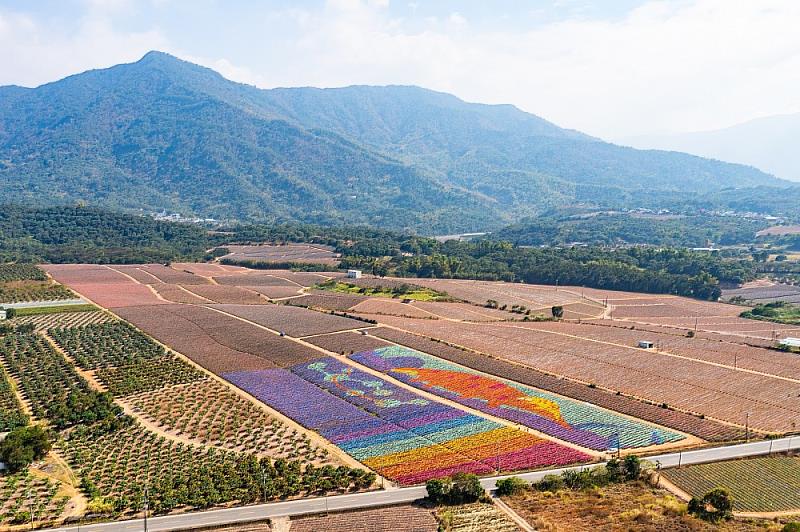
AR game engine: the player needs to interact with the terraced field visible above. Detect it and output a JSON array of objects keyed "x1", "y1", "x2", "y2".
[{"x1": 663, "y1": 456, "x2": 800, "y2": 512}]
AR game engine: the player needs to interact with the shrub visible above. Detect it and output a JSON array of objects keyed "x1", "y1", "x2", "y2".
[
  {"x1": 426, "y1": 473, "x2": 486, "y2": 505},
  {"x1": 0, "y1": 425, "x2": 51, "y2": 473},
  {"x1": 783, "y1": 523, "x2": 800, "y2": 532},
  {"x1": 623, "y1": 455, "x2": 642, "y2": 481},
  {"x1": 535, "y1": 474, "x2": 565, "y2": 492},
  {"x1": 496, "y1": 476, "x2": 528, "y2": 496},
  {"x1": 688, "y1": 487, "x2": 733, "y2": 522},
  {"x1": 551, "y1": 305, "x2": 564, "y2": 318}
]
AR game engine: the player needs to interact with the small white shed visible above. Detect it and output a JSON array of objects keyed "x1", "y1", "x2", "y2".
[
  {"x1": 0, "y1": 309, "x2": 7, "y2": 321},
  {"x1": 346, "y1": 269, "x2": 362, "y2": 279},
  {"x1": 638, "y1": 340, "x2": 654, "y2": 349}
]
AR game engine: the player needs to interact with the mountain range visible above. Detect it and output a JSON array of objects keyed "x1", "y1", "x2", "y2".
[
  {"x1": 621, "y1": 113, "x2": 800, "y2": 183},
  {"x1": 0, "y1": 51, "x2": 793, "y2": 232}
]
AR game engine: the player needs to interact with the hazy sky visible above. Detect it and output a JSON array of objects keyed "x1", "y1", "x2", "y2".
[{"x1": 1, "y1": 0, "x2": 799, "y2": 139}]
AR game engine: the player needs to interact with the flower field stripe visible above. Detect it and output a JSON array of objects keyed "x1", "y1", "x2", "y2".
[
  {"x1": 225, "y1": 355, "x2": 592, "y2": 485},
  {"x1": 351, "y1": 346, "x2": 684, "y2": 450},
  {"x1": 288, "y1": 356, "x2": 591, "y2": 482}
]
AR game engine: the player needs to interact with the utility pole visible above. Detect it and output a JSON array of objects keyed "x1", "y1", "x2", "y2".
[
  {"x1": 260, "y1": 463, "x2": 268, "y2": 502},
  {"x1": 745, "y1": 412, "x2": 750, "y2": 443},
  {"x1": 143, "y1": 484, "x2": 149, "y2": 532}
]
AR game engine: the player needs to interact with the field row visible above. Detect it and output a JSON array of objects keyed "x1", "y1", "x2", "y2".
[
  {"x1": 47, "y1": 321, "x2": 333, "y2": 462},
  {"x1": 527, "y1": 320, "x2": 800, "y2": 381},
  {"x1": 352, "y1": 345, "x2": 684, "y2": 450},
  {"x1": 662, "y1": 456, "x2": 800, "y2": 512},
  {"x1": 0, "y1": 280, "x2": 75, "y2": 304},
  {"x1": 10, "y1": 309, "x2": 114, "y2": 332},
  {"x1": 0, "y1": 326, "x2": 374, "y2": 518},
  {"x1": 369, "y1": 327, "x2": 745, "y2": 441},
  {"x1": 225, "y1": 357, "x2": 591, "y2": 485},
  {"x1": 374, "y1": 316, "x2": 800, "y2": 432},
  {"x1": 0, "y1": 361, "x2": 28, "y2": 431}
]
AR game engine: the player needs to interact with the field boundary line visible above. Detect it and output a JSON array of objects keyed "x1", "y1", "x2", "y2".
[
  {"x1": 206, "y1": 305, "x2": 604, "y2": 463},
  {"x1": 373, "y1": 323, "x2": 754, "y2": 440},
  {"x1": 499, "y1": 322, "x2": 800, "y2": 386},
  {"x1": 372, "y1": 325, "x2": 700, "y2": 454}
]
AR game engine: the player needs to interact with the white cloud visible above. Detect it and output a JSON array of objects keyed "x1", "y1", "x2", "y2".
[
  {"x1": 0, "y1": 7, "x2": 168, "y2": 88},
  {"x1": 222, "y1": 0, "x2": 800, "y2": 138},
  {"x1": 1, "y1": 0, "x2": 799, "y2": 139}
]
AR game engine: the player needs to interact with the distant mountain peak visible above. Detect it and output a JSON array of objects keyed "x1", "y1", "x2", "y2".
[{"x1": 0, "y1": 53, "x2": 789, "y2": 231}]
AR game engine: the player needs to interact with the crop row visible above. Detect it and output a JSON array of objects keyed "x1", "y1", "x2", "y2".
[
  {"x1": 352, "y1": 346, "x2": 684, "y2": 450},
  {"x1": 211, "y1": 304, "x2": 365, "y2": 338},
  {"x1": 62, "y1": 421, "x2": 374, "y2": 516},
  {"x1": 440, "y1": 502, "x2": 519, "y2": 532},
  {"x1": 127, "y1": 378, "x2": 328, "y2": 462},
  {"x1": 0, "y1": 264, "x2": 47, "y2": 283},
  {"x1": 0, "y1": 281, "x2": 75, "y2": 304},
  {"x1": 97, "y1": 356, "x2": 206, "y2": 396},
  {"x1": 0, "y1": 470, "x2": 69, "y2": 527},
  {"x1": 0, "y1": 363, "x2": 28, "y2": 431},
  {"x1": 49, "y1": 321, "x2": 167, "y2": 369},
  {"x1": 11, "y1": 309, "x2": 113, "y2": 333},
  {"x1": 0, "y1": 333, "x2": 98, "y2": 425},
  {"x1": 370, "y1": 327, "x2": 744, "y2": 441},
  {"x1": 225, "y1": 359, "x2": 590, "y2": 485},
  {"x1": 115, "y1": 304, "x2": 311, "y2": 373},
  {"x1": 372, "y1": 317, "x2": 800, "y2": 432},
  {"x1": 289, "y1": 502, "x2": 437, "y2": 532},
  {"x1": 662, "y1": 456, "x2": 800, "y2": 512}
]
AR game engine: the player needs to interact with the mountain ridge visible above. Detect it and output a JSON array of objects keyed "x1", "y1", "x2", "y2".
[{"x1": 0, "y1": 51, "x2": 791, "y2": 232}]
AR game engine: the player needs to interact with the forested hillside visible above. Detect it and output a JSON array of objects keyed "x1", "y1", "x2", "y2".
[{"x1": 0, "y1": 51, "x2": 791, "y2": 231}]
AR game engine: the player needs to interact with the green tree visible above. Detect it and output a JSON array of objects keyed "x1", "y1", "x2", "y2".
[
  {"x1": 551, "y1": 305, "x2": 564, "y2": 319},
  {"x1": 688, "y1": 487, "x2": 733, "y2": 522},
  {"x1": 495, "y1": 477, "x2": 527, "y2": 496},
  {"x1": 622, "y1": 455, "x2": 641, "y2": 481},
  {"x1": 0, "y1": 425, "x2": 52, "y2": 473}
]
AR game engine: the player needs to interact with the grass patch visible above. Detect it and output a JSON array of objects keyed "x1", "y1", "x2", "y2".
[
  {"x1": 315, "y1": 280, "x2": 451, "y2": 301},
  {"x1": 740, "y1": 301, "x2": 800, "y2": 325},
  {"x1": 13, "y1": 304, "x2": 98, "y2": 316}
]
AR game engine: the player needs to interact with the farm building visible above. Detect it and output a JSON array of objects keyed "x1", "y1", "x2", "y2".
[
  {"x1": 638, "y1": 340, "x2": 654, "y2": 349},
  {"x1": 0, "y1": 308, "x2": 6, "y2": 320},
  {"x1": 347, "y1": 269, "x2": 362, "y2": 279}
]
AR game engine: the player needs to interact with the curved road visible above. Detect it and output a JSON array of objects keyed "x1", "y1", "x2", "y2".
[{"x1": 49, "y1": 435, "x2": 800, "y2": 531}]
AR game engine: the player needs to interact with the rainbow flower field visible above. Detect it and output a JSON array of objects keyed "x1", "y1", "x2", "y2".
[
  {"x1": 225, "y1": 357, "x2": 590, "y2": 485},
  {"x1": 351, "y1": 346, "x2": 684, "y2": 450}
]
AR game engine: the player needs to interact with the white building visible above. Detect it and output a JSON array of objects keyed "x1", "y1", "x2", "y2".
[
  {"x1": 346, "y1": 269, "x2": 362, "y2": 279},
  {"x1": 0, "y1": 309, "x2": 6, "y2": 321}
]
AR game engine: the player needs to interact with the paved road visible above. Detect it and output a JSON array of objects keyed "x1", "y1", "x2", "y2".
[{"x1": 50, "y1": 435, "x2": 800, "y2": 531}]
